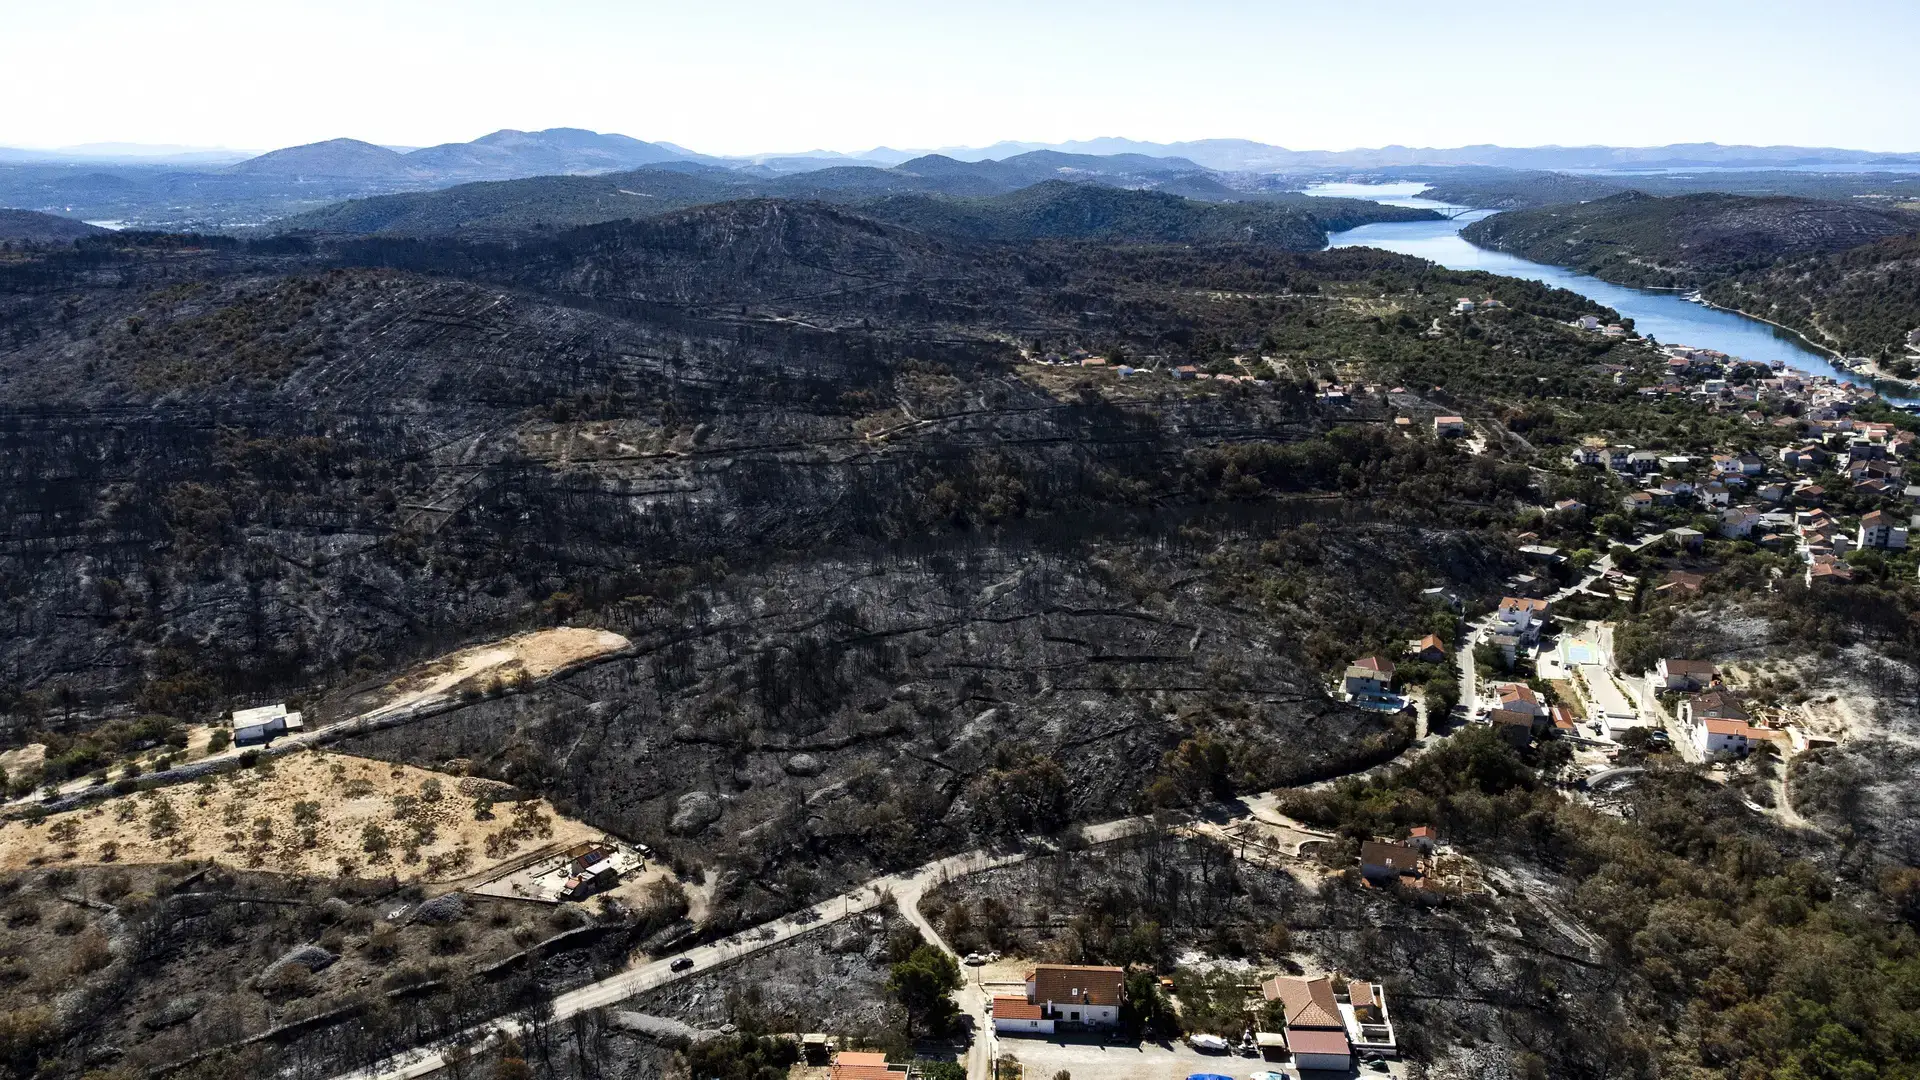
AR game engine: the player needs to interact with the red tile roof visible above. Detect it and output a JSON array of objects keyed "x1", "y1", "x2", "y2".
[
  {"x1": 1261, "y1": 975, "x2": 1343, "y2": 1028},
  {"x1": 1488, "y1": 708, "x2": 1536, "y2": 729},
  {"x1": 991, "y1": 997, "x2": 1042, "y2": 1021},
  {"x1": 1285, "y1": 1026, "x2": 1353, "y2": 1057},
  {"x1": 831, "y1": 1053, "x2": 902, "y2": 1080},
  {"x1": 1029, "y1": 964, "x2": 1124, "y2": 1007},
  {"x1": 1497, "y1": 684, "x2": 1540, "y2": 706},
  {"x1": 1360, "y1": 841, "x2": 1420, "y2": 876}
]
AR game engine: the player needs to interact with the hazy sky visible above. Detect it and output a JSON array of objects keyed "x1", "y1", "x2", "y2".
[{"x1": 6, "y1": 0, "x2": 1919, "y2": 155}]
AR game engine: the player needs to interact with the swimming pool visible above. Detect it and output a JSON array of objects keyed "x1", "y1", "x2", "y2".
[{"x1": 1563, "y1": 640, "x2": 1599, "y2": 665}]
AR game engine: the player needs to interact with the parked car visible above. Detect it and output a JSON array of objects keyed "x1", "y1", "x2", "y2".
[{"x1": 670, "y1": 957, "x2": 695, "y2": 972}]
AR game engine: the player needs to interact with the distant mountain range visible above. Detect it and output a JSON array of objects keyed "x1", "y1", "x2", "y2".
[
  {"x1": 265, "y1": 153, "x2": 1403, "y2": 242},
  {"x1": 227, "y1": 128, "x2": 692, "y2": 181},
  {"x1": 8, "y1": 127, "x2": 1920, "y2": 233},
  {"x1": 907, "y1": 139, "x2": 1920, "y2": 172},
  {"x1": 11, "y1": 130, "x2": 1920, "y2": 179}
]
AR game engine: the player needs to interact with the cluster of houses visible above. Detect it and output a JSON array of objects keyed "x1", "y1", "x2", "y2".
[
  {"x1": 1651, "y1": 658, "x2": 1803, "y2": 757},
  {"x1": 1483, "y1": 682, "x2": 1577, "y2": 747},
  {"x1": 989, "y1": 962, "x2": 1399, "y2": 1071},
  {"x1": 1631, "y1": 343, "x2": 1883, "y2": 418},
  {"x1": 1573, "y1": 416, "x2": 1920, "y2": 587},
  {"x1": 1031, "y1": 350, "x2": 1259, "y2": 384},
  {"x1": 1454, "y1": 296, "x2": 1506, "y2": 315}
]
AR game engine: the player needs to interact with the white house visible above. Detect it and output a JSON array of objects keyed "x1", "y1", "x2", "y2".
[
  {"x1": 1434, "y1": 416, "x2": 1467, "y2": 436},
  {"x1": 1656, "y1": 658, "x2": 1719, "y2": 691},
  {"x1": 1858, "y1": 510, "x2": 1909, "y2": 550},
  {"x1": 1014, "y1": 965, "x2": 1124, "y2": 1029},
  {"x1": 1343, "y1": 656, "x2": 1396, "y2": 700},
  {"x1": 1262, "y1": 976, "x2": 1355, "y2": 1072},
  {"x1": 1493, "y1": 683, "x2": 1549, "y2": 717},
  {"x1": 991, "y1": 998, "x2": 1053, "y2": 1035},
  {"x1": 1494, "y1": 596, "x2": 1550, "y2": 644}
]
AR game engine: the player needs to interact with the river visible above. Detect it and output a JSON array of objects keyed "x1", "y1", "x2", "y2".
[{"x1": 1312, "y1": 182, "x2": 1889, "y2": 394}]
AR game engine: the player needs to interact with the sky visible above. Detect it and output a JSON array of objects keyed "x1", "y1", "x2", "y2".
[{"x1": 5, "y1": 0, "x2": 1919, "y2": 156}]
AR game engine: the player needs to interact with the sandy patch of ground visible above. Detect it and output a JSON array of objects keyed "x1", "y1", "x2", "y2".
[
  {"x1": 0, "y1": 744, "x2": 45, "y2": 780},
  {"x1": 0, "y1": 750, "x2": 602, "y2": 884},
  {"x1": 369, "y1": 626, "x2": 629, "y2": 716}
]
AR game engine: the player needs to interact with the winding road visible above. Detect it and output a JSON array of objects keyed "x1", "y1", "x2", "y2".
[{"x1": 305, "y1": 546, "x2": 1678, "y2": 1080}]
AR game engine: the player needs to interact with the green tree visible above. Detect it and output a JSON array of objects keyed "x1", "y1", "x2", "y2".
[
  {"x1": 886, "y1": 945, "x2": 963, "y2": 1037},
  {"x1": 1121, "y1": 970, "x2": 1178, "y2": 1037}
]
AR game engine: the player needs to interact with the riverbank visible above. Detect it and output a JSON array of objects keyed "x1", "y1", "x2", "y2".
[
  {"x1": 1314, "y1": 183, "x2": 1906, "y2": 399},
  {"x1": 1699, "y1": 294, "x2": 1919, "y2": 391}
]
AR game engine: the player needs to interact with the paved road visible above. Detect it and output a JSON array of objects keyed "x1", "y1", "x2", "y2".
[{"x1": 332, "y1": 816, "x2": 1155, "y2": 1080}]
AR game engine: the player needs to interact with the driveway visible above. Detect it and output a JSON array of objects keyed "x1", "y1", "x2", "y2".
[{"x1": 993, "y1": 1034, "x2": 1259, "y2": 1080}]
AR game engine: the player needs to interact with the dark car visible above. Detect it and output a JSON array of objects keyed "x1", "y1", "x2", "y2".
[{"x1": 671, "y1": 957, "x2": 695, "y2": 972}]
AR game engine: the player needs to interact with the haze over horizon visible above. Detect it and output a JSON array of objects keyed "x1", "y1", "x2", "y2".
[{"x1": 6, "y1": 0, "x2": 1919, "y2": 158}]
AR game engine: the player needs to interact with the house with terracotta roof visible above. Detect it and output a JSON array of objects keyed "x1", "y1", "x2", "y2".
[
  {"x1": 1494, "y1": 596, "x2": 1550, "y2": 645},
  {"x1": 1691, "y1": 689, "x2": 1750, "y2": 722},
  {"x1": 831, "y1": 1052, "x2": 905, "y2": 1080},
  {"x1": 1658, "y1": 570, "x2": 1707, "y2": 595},
  {"x1": 1405, "y1": 634, "x2": 1448, "y2": 664},
  {"x1": 1656, "y1": 658, "x2": 1719, "y2": 692},
  {"x1": 1260, "y1": 975, "x2": 1354, "y2": 1071},
  {"x1": 1858, "y1": 510, "x2": 1909, "y2": 550},
  {"x1": 997, "y1": 964, "x2": 1125, "y2": 1032},
  {"x1": 1406, "y1": 825, "x2": 1439, "y2": 854},
  {"x1": 1343, "y1": 656, "x2": 1396, "y2": 700},
  {"x1": 1806, "y1": 555, "x2": 1854, "y2": 587},
  {"x1": 1360, "y1": 840, "x2": 1422, "y2": 884},
  {"x1": 990, "y1": 995, "x2": 1051, "y2": 1035},
  {"x1": 1488, "y1": 708, "x2": 1537, "y2": 748},
  {"x1": 1681, "y1": 690, "x2": 1781, "y2": 756},
  {"x1": 1434, "y1": 416, "x2": 1466, "y2": 436},
  {"x1": 1493, "y1": 683, "x2": 1547, "y2": 718}
]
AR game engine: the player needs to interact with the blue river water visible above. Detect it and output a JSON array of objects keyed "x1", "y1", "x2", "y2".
[{"x1": 1312, "y1": 182, "x2": 1880, "y2": 392}]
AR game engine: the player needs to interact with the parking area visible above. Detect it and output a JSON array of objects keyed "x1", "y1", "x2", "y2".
[{"x1": 991, "y1": 1035, "x2": 1401, "y2": 1080}]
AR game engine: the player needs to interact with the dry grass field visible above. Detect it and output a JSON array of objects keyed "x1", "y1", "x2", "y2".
[{"x1": 0, "y1": 750, "x2": 602, "y2": 884}]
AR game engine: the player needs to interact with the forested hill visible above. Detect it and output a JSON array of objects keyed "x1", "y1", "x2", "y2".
[
  {"x1": 1460, "y1": 191, "x2": 1920, "y2": 288},
  {"x1": 0, "y1": 208, "x2": 109, "y2": 245},
  {"x1": 1705, "y1": 233, "x2": 1920, "y2": 364},
  {"x1": 270, "y1": 171, "x2": 1438, "y2": 248},
  {"x1": 855, "y1": 183, "x2": 1430, "y2": 248}
]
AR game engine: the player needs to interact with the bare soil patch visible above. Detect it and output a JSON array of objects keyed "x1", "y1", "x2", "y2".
[{"x1": 366, "y1": 627, "x2": 630, "y2": 717}]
